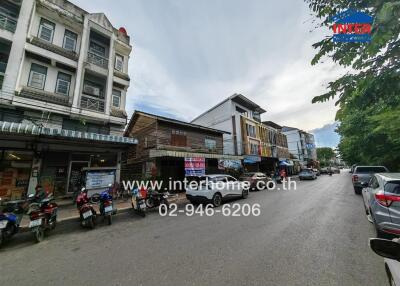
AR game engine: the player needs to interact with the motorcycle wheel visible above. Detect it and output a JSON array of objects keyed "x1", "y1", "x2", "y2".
[
  {"x1": 145, "y1": 198, "x2": 155, "y2": 208},
  {"x1": 0, "y1": 230, "x2": 4, "y2": 247},
  {"x1": 107, "y1": 215, "x2": 112, "y2": 225},
  {"x1": 51, "y1": 218, "x2": 57, "y2": 230},
  {"x1": 34, "y1": 227, "x2": 45, "y2": 243},
  {"x1": 88, "y1": 217, "x2": 96, "y2": 229}
]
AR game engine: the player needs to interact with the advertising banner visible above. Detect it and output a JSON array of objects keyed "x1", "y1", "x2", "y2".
[
  {"x1": 185, "y1": 157, "x2": 205, "y2": 176},
  {"x1": 86, "y1": 171, "x2": 115, "y2": 190}
]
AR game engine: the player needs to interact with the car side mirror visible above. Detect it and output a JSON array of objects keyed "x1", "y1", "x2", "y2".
[
  {"x1": 361, "y1": 182, "x2": 369, "y2": 188},
  {"x1": 370, "y1": 238, "x2": 400, "y2": 261}
]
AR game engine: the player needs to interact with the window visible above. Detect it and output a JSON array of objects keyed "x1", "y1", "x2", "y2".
[
  {"x1": 250, "y1": 143, "x2": 259, "y2": 155},
  {"x1": 89, "y1": 41, "x2": 106, "y2": 57},
  {"x1": 28, "y1": 63, "x2": 47, "y2": 89},
  {"x1": 205, "y1": 138, "x2": 216, "y2": 151},
  {"x1": 63, "y1": 29, "x2": 77, "y2": 51},
  {"x1": 246, "y1": 124, "x2": 256, "y2": 137},
  {"x1": 38, "y1": 18, "x2": 55, "y2": 42},
  {"x1": 55, "y1": 72, "x2": 71, "y2": 95},
  {"x1": 112, "y1": 89, "x2": 121, "y2": 108},
  {"x1": 171, "y1": 130, "x2": 187, "y2": 147},
  {"x1": 115, "y1": 54, "x2": 123, "y2": 71}
]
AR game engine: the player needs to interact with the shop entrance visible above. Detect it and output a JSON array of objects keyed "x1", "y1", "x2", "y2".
[{"x1": 67, "y1": 161, "x2": 89, "y2": 194}]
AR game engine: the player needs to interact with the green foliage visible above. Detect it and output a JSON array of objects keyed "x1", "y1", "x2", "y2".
[
  {"x1": 317, "y1": 147, "x2": 335, "y2": 167},
  {"x1": 306, "y1": 0, "x2": 400, "y2": 171}
]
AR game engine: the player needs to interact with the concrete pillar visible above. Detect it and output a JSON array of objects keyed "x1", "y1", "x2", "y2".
[
  {"x1": 72, "y1": 15, "x2": 89, "y2": 109},
  {"x1": 115, "y1": 151, "x2": 121, "y2": 183},
  {"x1": 1, "y1": 0, "x2": 34, "y2": 101},
  {"x1": 27, "y1": 156, "x2": 41, "y2": 196},
  {"x1": 105, "y1": 33, "x2": 116, "y2": 116}
]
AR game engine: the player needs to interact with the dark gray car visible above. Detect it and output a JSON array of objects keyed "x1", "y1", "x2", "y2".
[
  {"x1": 362, "y1": 173, "x2": 400, "y2": 237},
  {"x1": 352, "y1": 165, "x2": 388, "y2": 194}
]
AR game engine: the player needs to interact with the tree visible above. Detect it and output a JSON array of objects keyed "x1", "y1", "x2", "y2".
[
  {"x1": 317, "y1": 147, "x2": 335, "y2": 167},
  {"x1": 306, "y1": 0, "x2": 400, "y2": 170}
]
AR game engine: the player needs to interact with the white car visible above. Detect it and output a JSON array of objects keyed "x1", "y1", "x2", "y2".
[{"x1": 186, "y1": 175, "x2": 249, "y2": 207}]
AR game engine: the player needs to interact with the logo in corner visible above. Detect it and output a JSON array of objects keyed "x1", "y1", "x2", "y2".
[{"x1": 331, "y1": 9, "x2": 373, "y2": 43}]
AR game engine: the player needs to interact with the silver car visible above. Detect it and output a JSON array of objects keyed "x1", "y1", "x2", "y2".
[
  {"x1": 362, "y1": 173, "x2": 400, "y2": 238},
  {"x1": 299, "y1": 169, "x2": 317, "y2": 180},
  {"x1": 352, "y1": 165, "x2": 389, "y2": 194}
]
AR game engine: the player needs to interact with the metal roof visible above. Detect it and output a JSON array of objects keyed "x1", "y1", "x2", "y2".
[{"x1": 0, "y1": 121, "x2": 137, "y2": 145}]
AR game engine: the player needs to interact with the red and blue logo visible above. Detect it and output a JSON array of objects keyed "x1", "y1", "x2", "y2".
[{"x1": 331, "y1": 9, "x2": 373, "y2": 43}]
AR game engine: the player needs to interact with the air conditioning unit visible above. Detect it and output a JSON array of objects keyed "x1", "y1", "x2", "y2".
[{"x1": 83, "y1": 84, "x2": 100, "y2": 96}]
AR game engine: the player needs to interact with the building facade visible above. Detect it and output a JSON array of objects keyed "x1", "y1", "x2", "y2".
[
  {"x1": 191, "y1": 94, "x2": 290, "y2": 174},
  {"x1": 0, "y1": 0, "x2": 135, "y2": 200},
  {"x1": 123, "y1": 111, "x2": 243, "y2": 188},
  {"x1": 281, "y1": 126, "x2": 317, "y2": 168}
]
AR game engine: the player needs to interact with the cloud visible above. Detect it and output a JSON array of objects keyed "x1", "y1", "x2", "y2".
[
  {"x1": 310, "y1": 122, "x2": 340, "y2": 148},
  {"x1": 71, "y1": 0, "x2": 343, "y2": 131}
]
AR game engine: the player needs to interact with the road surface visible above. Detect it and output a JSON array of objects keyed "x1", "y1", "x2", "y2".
[{"x1": 0, "y1": 172, "x2": 388, "y2": 286}]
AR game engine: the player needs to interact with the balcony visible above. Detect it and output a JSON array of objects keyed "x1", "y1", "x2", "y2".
[
  {"x1": 0, "y1": 13, "x2": 16, "y2": 33},
  {"x1": 87, "y1": 51, "x2": 108, "y2": 69},
  {"x1": 80, "y1": 94, "x2": 105, "y2": 112}
]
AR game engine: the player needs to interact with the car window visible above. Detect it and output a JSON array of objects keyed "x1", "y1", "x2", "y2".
[
  {"x1": 370, "y1": 176, "x2": 379, "y2": 189},
  {"x1": 355, "y1": 167, "x2": 388, "y2": 173},
  {"x1": 385, "y1": 181, "x2": 400, "y2": 194},
  {"x1": 225, "y1": 176, "x2": 237, "y2": 182}
]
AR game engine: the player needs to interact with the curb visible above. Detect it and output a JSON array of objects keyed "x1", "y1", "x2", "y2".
[{"x1": 20, "y1": 197, "x2": 188, "y2": 232}]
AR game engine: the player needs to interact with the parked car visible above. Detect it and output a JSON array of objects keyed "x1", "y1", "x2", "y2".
[
  {"x1": 239, "y1": 172, "x2": 270, "y2": 191},
  {"x1": 186, "y1": 175, "x2": 249, "y2": 207},
  {"x1": 312, "y1": 169, "x2": 321, "y2": 176},
  {"x1": 299, "y1": 169, "x2": 317, "y2": 180},
  {"x1": 350, "y1": 164, "x2": 357, "y2": 173},
  {"x1": 353, "y1": 165, "x2": 389, "y2": 194},
  {"x1": 320, "y1": 167, "x2": 328, "y2": 174},
  {"x1": 362, "y1": 173, "x2": 400, "y2": 237},
  {"x1": 332, "y1": 167, "x2": 340, "y2": 174},
  {"x1": 370, "y1": 238, "x2": 400, "y2": 285}
]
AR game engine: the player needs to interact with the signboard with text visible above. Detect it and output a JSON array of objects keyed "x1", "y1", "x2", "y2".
[{"x1": 185, "y1": 157, "x2": 205, "y2": 176}]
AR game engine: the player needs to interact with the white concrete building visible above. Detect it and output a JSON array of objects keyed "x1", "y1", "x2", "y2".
[
  {"x1": 191, "y1": 93, "x2": 266, "y2": 156},
  {"x1": 282, "y1": 126, "x2": 317, "y2": 167},
  {"x1": 0, "y1": 0, "x2": 136, "y2": 200}
]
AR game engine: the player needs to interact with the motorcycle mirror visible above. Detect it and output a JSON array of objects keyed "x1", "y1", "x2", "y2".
[{"x1": 370, "y1": 238, "x2": 400, "y2": 261}]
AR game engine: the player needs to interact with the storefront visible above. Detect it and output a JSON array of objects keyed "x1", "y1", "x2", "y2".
[{"x1": 0, "y1": 121, "x2": 137, "y2": 200}]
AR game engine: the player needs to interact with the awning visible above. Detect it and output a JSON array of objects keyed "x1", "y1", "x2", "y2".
[
  {"x1": 149, "y1": 149, "x2": 243, "y2": 160},
  {"x1": 0, "y1": 121, "x2": 137, "y2": 145}
]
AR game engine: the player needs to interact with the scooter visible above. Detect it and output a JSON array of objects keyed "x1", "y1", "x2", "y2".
[
  {"x1": 0, "y1": 199, "x2": 25, "y2": 247},
  {"x1": 76, "y1": 188, "x2": 97, "y2": 229},
  {"x1": 94, "y1": 185, "x2": 114, "y2": 225},
  {"x1": 131, "y1": 187, "x2": 146, "y2": 217},
  {"x1": 145, "y1": 189, "x2": 170, "y2": 212},
  {"x1": 27, "y1": 193, "x2": 58, "y2": 243}
]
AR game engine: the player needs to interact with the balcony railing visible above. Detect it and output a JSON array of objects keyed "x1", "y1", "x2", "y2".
[
  {"x1": 0, "y1": 13, "x2": 17, "y2": 33},
  {"x1": 80, "y1": 95, "x2": 105, "y2": 112},
  {"x1": 87, "y1": 51, "x2": 109, "y2": 69}
]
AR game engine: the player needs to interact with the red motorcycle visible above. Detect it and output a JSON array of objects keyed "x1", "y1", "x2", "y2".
[
  {"x1": 76, "y1": 188, "x2": 96, "y2": 229},
  {"x1": 27, "y1": 188, "x2": 58, "y2": 243}
]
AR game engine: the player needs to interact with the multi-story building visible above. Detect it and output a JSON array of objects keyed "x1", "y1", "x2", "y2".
[
  {"x1": 123, "y1": 111, "x2": 242, "y2": 187},
  {"x1": 191, "y1": 94, "x2": 289, "y2": 173},
  {"x1": 281, "y1": 126, "x2": 317, "y2": 168},
  {"x1": 0, "y1": 0, "x2": 135, "y2": 200}
]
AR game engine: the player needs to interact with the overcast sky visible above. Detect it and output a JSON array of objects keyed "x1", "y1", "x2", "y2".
[{"x1": 71, "y1": 0, "x2": 343, "y2": 132}]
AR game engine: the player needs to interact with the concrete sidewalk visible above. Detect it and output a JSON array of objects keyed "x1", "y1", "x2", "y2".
[{"x1": 20, "y1": 193, "x2": 188, "y2": 230}]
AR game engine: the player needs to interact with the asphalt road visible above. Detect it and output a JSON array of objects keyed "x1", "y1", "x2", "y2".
[{"x1": 0, "y1": 172, "x2": 388, "y2": 286}]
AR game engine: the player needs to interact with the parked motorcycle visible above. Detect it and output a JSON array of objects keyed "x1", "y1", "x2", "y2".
[
  {"x1": 93, "y1": 185, "x2": 114, "y2": 225},
  {"x1": 27, "y1": 192, "x2": 58, "y2": 243},
  {"x1": 145, "y1": 189, "x2": 170, "y2": 212},
  {"x1": 131, "y1": 187, "x2": 146, "y2": 217},
  {"x1": 0, "y1": 199, "x2": 25, "y2": 247},
  {"x1": 76, "y1": 187, "x2": 97, "y2": 229}
]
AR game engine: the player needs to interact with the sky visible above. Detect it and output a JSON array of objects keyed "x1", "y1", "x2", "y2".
[{"x1": 71, "y1": 0, "x2": 343, "y2": 145}]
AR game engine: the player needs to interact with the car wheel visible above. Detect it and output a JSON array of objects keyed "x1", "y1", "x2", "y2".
[
  {"x1": 354, "y1": 187, "x2": 362, "y2": 195},
  {"x1": 242, "y1": 189, "x2": 249, "y2": 199},
  {"x1": 212, "y1": 193, "x2": 222, "y2": 207}
]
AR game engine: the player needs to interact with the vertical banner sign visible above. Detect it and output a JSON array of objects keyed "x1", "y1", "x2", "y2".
[{"x1": 185, "y1": 157, "x2": 205, "y2": 176}]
